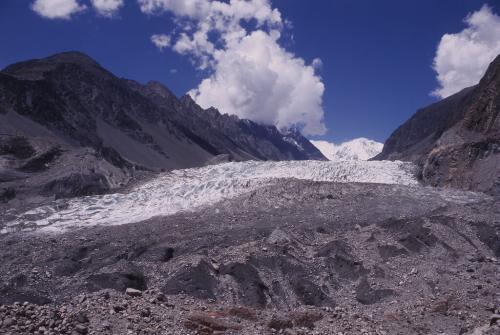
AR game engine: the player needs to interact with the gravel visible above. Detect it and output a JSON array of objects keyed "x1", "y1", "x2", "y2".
[{"x1": 0, "y1": 179, "x2": 499, "y2": 334}]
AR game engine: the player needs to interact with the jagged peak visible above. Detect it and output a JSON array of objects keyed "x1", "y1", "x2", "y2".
[
  {"x1": 180, "y1": 93, "x2": 196, "y2": 105},
  {"x1": 205, "y1": 106, "x2": 222, "y2": 118},
  {"x1": 145, "y1": 80, "x2": 176, "y2": 99},
  {"x1": 179, "y1": 94, "x2": 207, "y2": 114}
]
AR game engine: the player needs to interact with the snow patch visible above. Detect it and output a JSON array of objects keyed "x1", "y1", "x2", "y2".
[
  {"x1": 283, "y1": 136, "x2": 303, "y2": 151},
  {"x1": 4, "y1": 160, "x2": 417, "y2": 234}
]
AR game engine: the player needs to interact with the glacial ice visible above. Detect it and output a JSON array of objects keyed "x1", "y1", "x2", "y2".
[{"x1": 3, "y1": 160, "x2": 418, "y2": 233}]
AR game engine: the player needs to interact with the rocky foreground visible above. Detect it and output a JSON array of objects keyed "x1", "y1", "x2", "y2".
[{"x1": 0, "y1": 180, "x2": 499, "y2": 334}]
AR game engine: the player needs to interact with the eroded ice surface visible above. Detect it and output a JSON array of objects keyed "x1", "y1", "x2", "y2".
[{"x1": 3, "y1": 160, "x2": 419, "y2": 233}]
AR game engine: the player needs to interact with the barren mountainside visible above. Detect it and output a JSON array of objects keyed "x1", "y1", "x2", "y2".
[
  {"x1": 0, "y1": 52, "x2": 325, "y2": 202},
  {"x1": 375, "y1": 54, "x2": 500, "y2": 195}
]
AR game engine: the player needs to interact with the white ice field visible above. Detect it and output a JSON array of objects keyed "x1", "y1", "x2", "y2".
[{"x1": 2, "y1": 160, "x2": 419, "y2": 234}]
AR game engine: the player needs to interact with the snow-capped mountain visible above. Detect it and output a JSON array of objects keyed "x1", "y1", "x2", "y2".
[{"x1": 311, "y1": 138, "x2": 383, "y2": 161}]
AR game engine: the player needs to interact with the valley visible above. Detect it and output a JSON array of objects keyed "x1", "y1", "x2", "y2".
[{"x1": 0, "y1": 51, "x2": 499, "y2": 335}]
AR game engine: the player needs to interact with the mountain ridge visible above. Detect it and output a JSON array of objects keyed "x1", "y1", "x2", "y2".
[{"x1": 0, "y1": 51, "x2": 325, "y2": 202}]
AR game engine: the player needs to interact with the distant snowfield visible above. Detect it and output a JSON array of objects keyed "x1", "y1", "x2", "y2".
[
  {"x1": 311, "y1": 138, "x2": 383, "y2": 161},
  {"x1": 2, "y1": 160, "x2": 418, "y2": 234}
]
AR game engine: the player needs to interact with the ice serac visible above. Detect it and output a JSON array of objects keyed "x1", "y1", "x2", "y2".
[
  {"x1": 0, "y1": 51, "x2": 326, "y2": 201},
  {"x1": 374, "y1": 53, "x2": 500, "y2": 195}
]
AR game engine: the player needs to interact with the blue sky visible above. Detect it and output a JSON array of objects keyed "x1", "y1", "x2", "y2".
[{"x1": 1, "y1": 0, "x2": 499, "y2": 143}]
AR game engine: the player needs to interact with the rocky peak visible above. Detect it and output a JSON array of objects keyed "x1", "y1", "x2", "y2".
[
  {"x1": 2, "y1": 51, "x2": 111, "y2": 81},
  {"x1": 205, "y1": 107, "x2": 222, "y2": 119},
  {"x1": 461, "y1": 54, "x2": 500, "y2": 134},
  {"x1": 44, "y1": 51, "x2": 101, "y2": 67},
  {"x1": 145, "y1": 81, "x2": 176, "y2": 100},
  {"x1": 0, "y1": 51, "x2": 327, "y2": 184},
  {"x1": 179, "y1": 94, "x2": 198, "y2": 109}
]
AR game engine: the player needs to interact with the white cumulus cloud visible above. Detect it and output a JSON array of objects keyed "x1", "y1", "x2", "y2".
[
  {"x1": 151, "y1": 34, "x2": 171, "y2": 51},
  {"x1": 189, "y1": 31, "x2": 326, "y2": 135},
  {"x1": 432, "y1": 5, "x2": 500, "y2": 98},
  {"x1": 31, "y1": 0, "x2": 86, "y2": 19},
  {"x1": 140, "y1": 0, "x2": 326, "y2": 135},
  {"x1": 137, "y1": 0, "x2": 211, "y2": 18},
  {"x1": 90, "y1": 0, "x2": 124, "y2": 17}
]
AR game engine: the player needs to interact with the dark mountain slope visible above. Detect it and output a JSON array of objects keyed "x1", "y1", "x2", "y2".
[
  {"x1": 1, "y1": 51, "x2": 325, "y2": 168},
  {"x1": 130, "y1": 81, "x2": 325, "y2": 162},
  {"x1": 0, "y1": 51, "x2": 325, "y2": 202},
  {"x1": 374, "y1": 54, "x2": 500, "y2": 195},
  {"x1": 1, "y1": 52, "x2": 210, "y2": 170},
  {"x1": 374, "y1": 86, "x2": 474, "y2": 163},
  {"x1": 0, "y1": 52, "x2": 325, "y2": 200}
]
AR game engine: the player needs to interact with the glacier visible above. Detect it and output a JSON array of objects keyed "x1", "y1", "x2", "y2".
[{"x1": 2, "y1": 160, "x2": 418, "y2": 234}]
